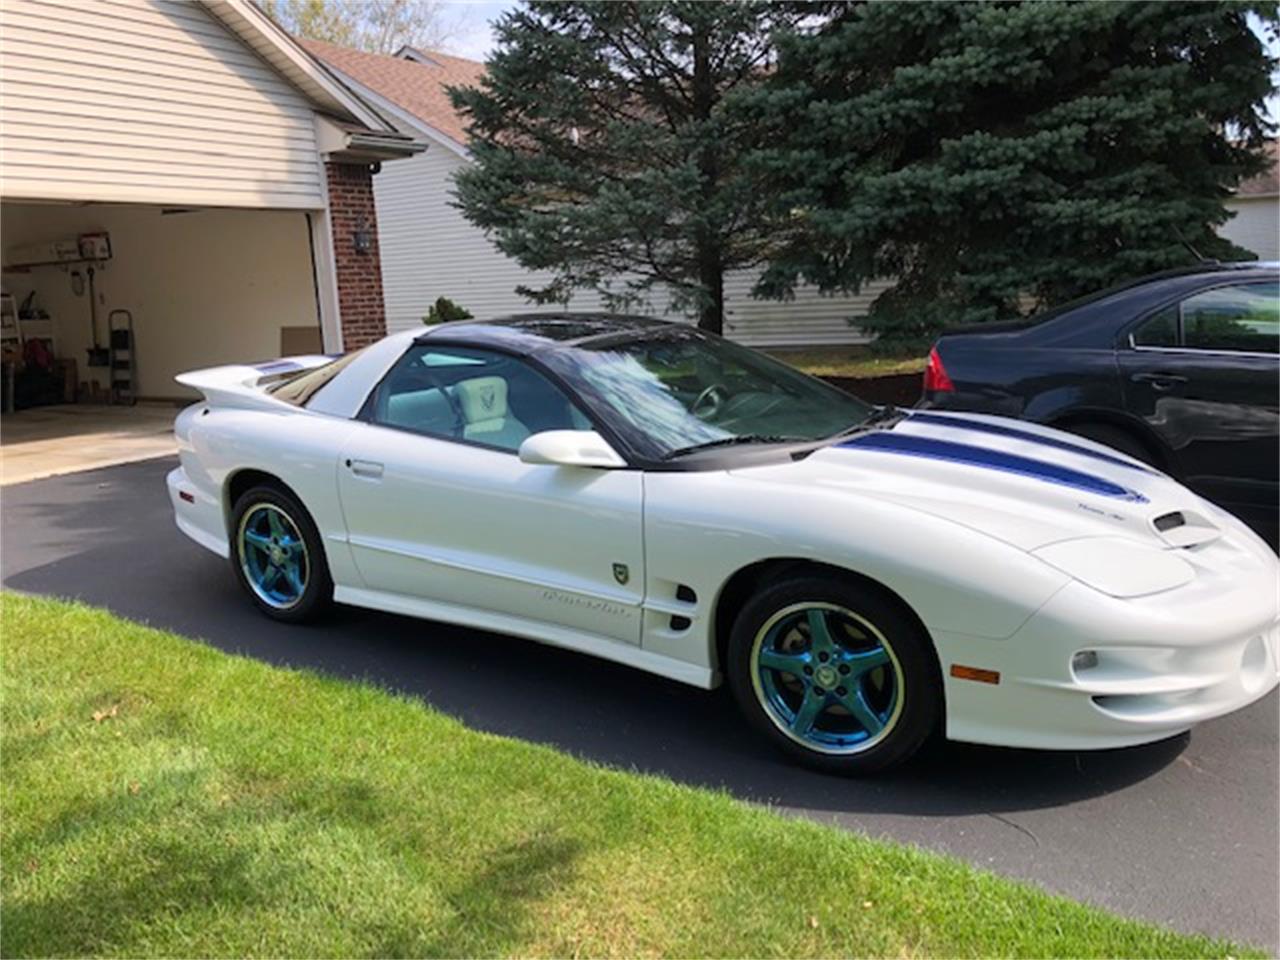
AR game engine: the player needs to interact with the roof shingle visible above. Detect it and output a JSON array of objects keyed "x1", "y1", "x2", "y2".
[{"x1": 301, "y1": 38, "x2": 485, "y2": 147}]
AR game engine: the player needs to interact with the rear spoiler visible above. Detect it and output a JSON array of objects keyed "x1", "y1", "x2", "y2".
[{"x1": 174, "y1": 355, "x2": 332, "y2": 410}]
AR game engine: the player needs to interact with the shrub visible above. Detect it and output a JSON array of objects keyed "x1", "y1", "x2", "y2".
[{"x1": 422, "y1": 297, "x2": 473, "y2": 325}]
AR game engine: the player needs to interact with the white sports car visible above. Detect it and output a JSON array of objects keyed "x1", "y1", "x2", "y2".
[{"x1": 168, "y1": 315, "x2": 1280, "y2": 773}]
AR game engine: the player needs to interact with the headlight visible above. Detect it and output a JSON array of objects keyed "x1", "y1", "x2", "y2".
[{"x1": 1032, "y1": 537, "x2": 1194, "y2": 598}]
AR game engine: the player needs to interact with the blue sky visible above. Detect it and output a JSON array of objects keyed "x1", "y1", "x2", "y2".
[
  {"x1": 1252, "y1": 14, "x2": 1280, "y2": 124},
  {"x1": 444, "y1": 3, "x2": 1278, "y2": 124},
  {"x1": 442, "y1": 0, "x2": 513, "y2": 60}
]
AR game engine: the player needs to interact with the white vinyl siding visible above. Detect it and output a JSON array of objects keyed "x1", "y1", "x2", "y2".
[
  {"x1": 1220, "y1": 197, "x2": 1279, "y2": 262},
  {"x1": 723, "y1": 272, "x2": 883, "y2": 347},
  {"x1": 0, "y1": 0, "x2": 324, "y2": 208},
  {"x1": 375, "y1": 146, "x2": 612, "y2": 329},
  {"x1": 374, "y1": 142, "x2": 878, "y2": 345}
]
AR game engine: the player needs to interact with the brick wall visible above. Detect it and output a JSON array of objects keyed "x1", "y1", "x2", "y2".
[{"x1": 325, "y1": 162, "x2": 387, "y2": 350}]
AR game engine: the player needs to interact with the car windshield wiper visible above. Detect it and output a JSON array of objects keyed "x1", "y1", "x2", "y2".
[
  {"x1": 826, "y1": 404, "x2": 906, "y2": 441},
  {"x1": 663, "y1": 434, "x2": 799, "y2": 460}
]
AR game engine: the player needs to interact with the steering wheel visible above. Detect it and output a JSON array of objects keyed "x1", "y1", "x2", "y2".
[{"x1": 692, "y1": 383, "x2": 729, "y2": 420}]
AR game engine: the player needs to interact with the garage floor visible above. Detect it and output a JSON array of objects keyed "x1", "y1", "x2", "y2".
[{"x1": 0, "y1": 402, "x2": 180, "y2": 485}]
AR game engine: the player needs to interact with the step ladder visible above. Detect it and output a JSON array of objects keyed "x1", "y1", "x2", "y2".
[{"x1": 108, "y1": 309, "x2": 136, "y2": 405}]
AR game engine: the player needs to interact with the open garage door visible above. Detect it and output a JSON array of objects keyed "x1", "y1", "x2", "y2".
[{"x1": 1, "y1": 200, "x2": 325, "y2": 402}]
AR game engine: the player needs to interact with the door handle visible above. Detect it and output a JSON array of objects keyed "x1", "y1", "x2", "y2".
[
  {"x1": 346, "y1": 458, "x2": 384, "y2": 479},
  {"x1": 1131, "y1": 372, "x2": 1187, "y2": 391}
]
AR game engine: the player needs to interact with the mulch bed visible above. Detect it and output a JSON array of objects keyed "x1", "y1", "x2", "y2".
[{"x1": 821, "y1": 372, "x2": 922, "y2": 407}]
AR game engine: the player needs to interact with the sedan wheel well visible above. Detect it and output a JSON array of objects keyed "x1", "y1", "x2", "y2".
[
  {"x1": 1048, "y1": 413, "x2": 1169, "y2": 471},
  {"x1": 712, "y1": 558, "x2": 935, "y2": 680}
]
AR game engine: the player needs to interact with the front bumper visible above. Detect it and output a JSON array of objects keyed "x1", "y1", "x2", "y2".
[{"x1": 938, "y1": 539, "x2": 1280, "y2": 750}]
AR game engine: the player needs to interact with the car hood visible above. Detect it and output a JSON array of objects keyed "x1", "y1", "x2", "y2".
[{"x1": 728, "y1": 410, "x2": 1243, "y2": 559}]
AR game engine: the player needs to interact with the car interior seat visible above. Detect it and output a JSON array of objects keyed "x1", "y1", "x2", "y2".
[
  {"x1": 382, "y1": 385, "x2": 459, "y2": 434},
  {"x1": 455, "y1": 375, "x2": 531, "y2": 448}
]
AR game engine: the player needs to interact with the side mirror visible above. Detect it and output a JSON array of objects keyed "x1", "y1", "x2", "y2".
[{"x1": 518, "y1": 430, "x2": 626, "y2": 469}]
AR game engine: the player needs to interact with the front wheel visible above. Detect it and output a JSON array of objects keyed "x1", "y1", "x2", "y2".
[
  {"x1": 230, "y1": 484, "x2": 332, "y2": 623},
  {"x1": 726, "y1": 575, "x2": 940, "y2": 775}
]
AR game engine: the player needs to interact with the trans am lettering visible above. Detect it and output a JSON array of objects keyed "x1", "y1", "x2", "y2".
[{"x1": 541, "y1": 589, "x2": 631, "y2": 619}]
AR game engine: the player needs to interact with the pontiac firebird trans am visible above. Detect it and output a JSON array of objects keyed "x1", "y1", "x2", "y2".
[{"x1": 168, "y1": 315, "x2": 1280, "y2": 774}]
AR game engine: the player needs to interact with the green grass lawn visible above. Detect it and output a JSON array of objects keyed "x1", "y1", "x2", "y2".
[
  {"x1": 765, "y1": 345, "x2": 927, "y2": 380},
  {"x1": 0, "y1": 593, "x2": 1255, "y2": 958}
]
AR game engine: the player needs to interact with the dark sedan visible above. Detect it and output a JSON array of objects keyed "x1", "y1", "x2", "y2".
[{"x1": 921, "y1": 262, "x2": 1279, "y2": 543}]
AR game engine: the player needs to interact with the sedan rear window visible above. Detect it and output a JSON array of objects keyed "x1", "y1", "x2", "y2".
[{"x1": 1132, "y1": 306, "x2": 1179, "y2": 347}]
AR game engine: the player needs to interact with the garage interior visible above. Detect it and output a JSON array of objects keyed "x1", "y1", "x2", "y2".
[
  {"x1": 1, "y1": 200, "x2": 324, "y2": 406},
  {"x1": 0, "y1": 201, "x2": 332, "y2": 482}
]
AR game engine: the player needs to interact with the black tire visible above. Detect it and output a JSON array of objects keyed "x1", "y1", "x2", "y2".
[
  {"x1": 229, "y1": 483, "x2": 332, "y2": 623},
  {"x1": 1063, "y1": 422, "x2": 1155, "y2": 466},
  {"x1": 726, "y1": 575, "x2": 940, "y2": 775}
]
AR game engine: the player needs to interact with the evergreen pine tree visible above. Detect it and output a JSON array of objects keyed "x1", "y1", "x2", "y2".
[
  {"x1": 749, "y1": 2, "x2": 1277, "y2": 344},
  {"x1": 449, "y1": 2, "x2": 798, "y2": 332}
]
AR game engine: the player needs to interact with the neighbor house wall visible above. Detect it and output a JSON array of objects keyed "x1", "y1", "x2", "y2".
[
  {"x1": 0, "y1": 202, "x2": 317, "y2": 398},
  {"x1": 372, "y1": 139, "x2": 880, "y2": 345},
  {"x1": 374, "y1": 146, "x2": 613, "y2": 332},
  {"x1": 1220, "y1": 197, "x2": 1279, "y2": 261},
  {"x1": 721, "y1": 273, "x2": 888, "y2": 347}
]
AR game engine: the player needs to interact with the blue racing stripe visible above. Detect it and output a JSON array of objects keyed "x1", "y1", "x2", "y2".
[
  {"x1": 908, "y1": 412, "x2": 1156, "y2": 474},
  {"x1": 839, "y1": 431, "x2": 1149, "y2": 502}
]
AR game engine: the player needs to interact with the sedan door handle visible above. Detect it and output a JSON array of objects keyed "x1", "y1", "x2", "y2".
[
  {"x1": 1131, "y1": 372, "x2": 1188, "y2": 391},
  {"x1": 347, "y1": 458, "x2": 384, "y2": 479}
]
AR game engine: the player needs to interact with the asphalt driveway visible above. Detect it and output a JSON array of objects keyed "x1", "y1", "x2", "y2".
[{"x1": 3, "y1": 456, "x2": 1277, "y2": 952}]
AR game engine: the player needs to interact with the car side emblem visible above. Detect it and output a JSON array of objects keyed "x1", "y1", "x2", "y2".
[{"x1": 612, "y1": 563, "x2": 630, "y2": 585}]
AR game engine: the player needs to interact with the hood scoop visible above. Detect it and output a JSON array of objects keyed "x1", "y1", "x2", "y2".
[{"x1": 1151, "y1": 509, "x2": 1222, "y2": 549}]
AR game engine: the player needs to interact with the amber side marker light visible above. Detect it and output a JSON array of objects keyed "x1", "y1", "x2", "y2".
[{"x1": 950, "y1": 664, "x2": 1001, "y2": 684}]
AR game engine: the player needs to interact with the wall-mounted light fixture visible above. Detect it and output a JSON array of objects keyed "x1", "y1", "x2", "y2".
[{"x1": 353, "y1": 219, "x2": 373, "y2": 255}]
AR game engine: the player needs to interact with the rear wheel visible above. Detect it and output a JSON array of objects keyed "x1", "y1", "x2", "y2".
[
  {"x1": 726, "y1": 575, "x2": 940, "y2": 775},
  {"x1": 230, "y1": 484, "x2": 331, "y2": 622}
]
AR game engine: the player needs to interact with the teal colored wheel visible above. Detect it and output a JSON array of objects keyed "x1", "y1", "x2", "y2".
[
  {"x1": 749, "y1": 601, "x2": 905, "y2": 755},
  {"x1": 236, "y1": 502, "x2": 309, "y2": 611}
]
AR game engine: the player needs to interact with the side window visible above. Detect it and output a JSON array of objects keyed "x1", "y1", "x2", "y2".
[
  {"x1": 1132, "y1": 305, "x2": 1179, "y2": 347},
  {"x1": 1181, "y1": 281, "x2": 1278, "y2": 354},
  {"x1": 369, "y1": 346, "x2": 591, "y2": 452}
]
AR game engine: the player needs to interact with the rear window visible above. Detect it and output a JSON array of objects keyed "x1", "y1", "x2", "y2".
[{"x1": 269, "y1": 349, "x2": 366, "y2": 407}]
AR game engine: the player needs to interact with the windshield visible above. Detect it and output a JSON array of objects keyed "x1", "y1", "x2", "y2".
[{"x1": 540, "y1": 328, "x2": 874, "y2": 460}]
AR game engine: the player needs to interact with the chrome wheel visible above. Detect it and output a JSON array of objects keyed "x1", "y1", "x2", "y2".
[
  {"x1": 750, "y1": 602, "x2": 905, "y2": 755},
  {"x1": 237, "y1": 503, "x2": 309, "y2": 610}
]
